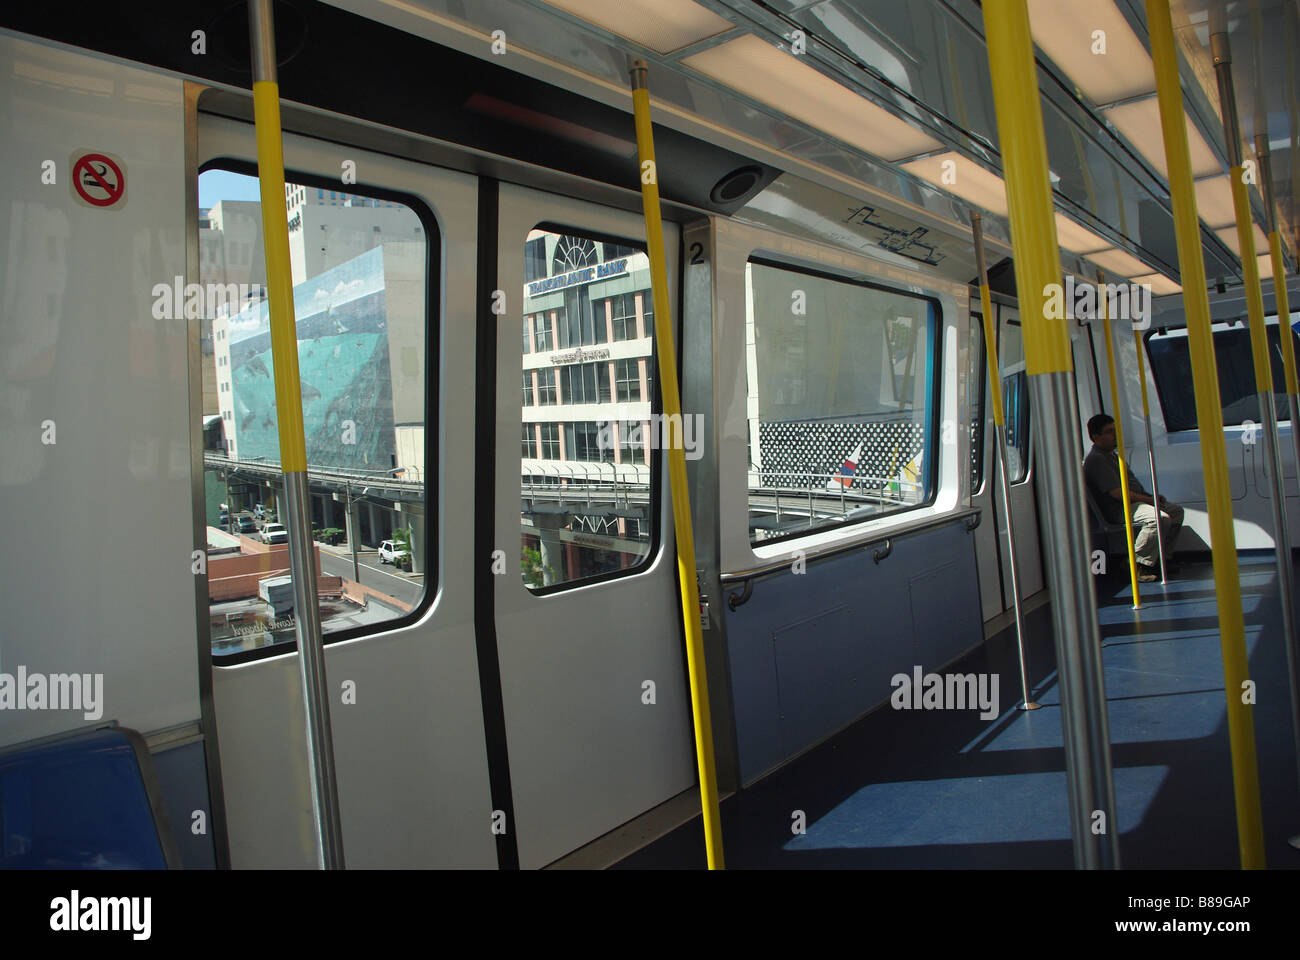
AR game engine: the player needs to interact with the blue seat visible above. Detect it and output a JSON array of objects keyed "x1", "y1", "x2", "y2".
[{"x1": 0, "y1": 727, "x2": 178, "y2": 868}]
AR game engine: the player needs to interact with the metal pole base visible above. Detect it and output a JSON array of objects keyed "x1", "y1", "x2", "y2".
[{"x1": 1019, "y1": 701, "x2": 1042, "y2": 711}]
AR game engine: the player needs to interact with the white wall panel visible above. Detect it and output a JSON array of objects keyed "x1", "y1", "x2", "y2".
[{"x1": 0, "y1": 34, "x2": 199, "y2": 746}]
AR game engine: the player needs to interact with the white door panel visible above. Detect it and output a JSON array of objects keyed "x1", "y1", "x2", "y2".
[
  {"x1": 999, "y1": 305, "x2": 1044, "y2": 606},
  {"x1": 495, "y1": 182, "x2": 694, "y2": 869},
  {"x1": 199, "y1": 116, "x2": 496, "y2": 868}
]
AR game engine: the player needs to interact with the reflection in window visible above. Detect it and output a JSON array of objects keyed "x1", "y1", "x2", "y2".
[
  {"x1": 1147, "y1": 316, "x2": 1300, "y2": 431},
  {"x1": 744, "y1": 260, "x2": 938, "y2": 545},
  {"x1": 999, "y1": 316, "x2": 1029, "y2": 483},
  {"x1": 199, "y1": 169, "x2": 428, "y2": 659},
  {"x1": 520, "y1": 229, "x2": 655, "y2": 590}
]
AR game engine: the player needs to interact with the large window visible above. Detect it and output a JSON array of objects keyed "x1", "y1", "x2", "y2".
[
  {"x1": 536, "y1": 367, "x2": 557, "y2": 406},
  {"x1": 744, "y1": 259, "x2": 939, "y2": 545},
  {"x1": 533, "y1": 313, "x2": 554, "y2": 352},
  {"x1": 1146, "y1": 316, "x2": 1300, "y2": 431},
  {"x1": 615, "y1": 358, "x2": 643, "y2": 402},
  {"x1": 199, "y1": 167, "x2": 429, "y2": 661},
  {"x1": 607, "y1": 293, "x2": 643, "y2": 341},
  {"x1": 521, "y1": 229, "x2": 656, "y2": 591},
  {"x1": 560, "y1": 361, "x2": 611, "y2": 405}
]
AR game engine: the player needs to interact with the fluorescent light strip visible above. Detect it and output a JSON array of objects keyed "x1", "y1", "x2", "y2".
[
  {"x1": 1026, "y1": 0, "x2": 1155, "y2": 106},
  {"x1": 1214, "y1": 223, "x2": 1270, "y2": 258},
  {"x1": 1054, "y1": 213, "x2": 1111, "y2": 254},
  {"x1": 541, "y1": 0, "x2": 733, "y2": 54},
  {"x1": 684, "y1": 34, "x2": 942, "y2": 163},
  {"x1": 899, "y1": 151, "x2": 1007, "y2": 216},
  {"x1": 1193, "y1": 175, "x2": 1235, "y2": 228},
  {"x1": 1131, "y1": 272, "x2": 1182, "y2": 295},
  {"x1": 1088, "y1": 247, "x2": 1151, "y2": 277},
  {"x1": 1102, "y1": 99, "x2": 1222, "y2": 179}
]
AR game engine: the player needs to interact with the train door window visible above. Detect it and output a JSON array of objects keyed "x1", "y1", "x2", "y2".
[
  {"x1": 999, "y1": 315, "x2": 1030, "y2": 483},
  {"x1": 1146, "y1": 315, "x2": 1300, "y2": 431},
  {"x1": 197, "y1": 167, "x2": 431, "y2": 660},
  {"x1": 969, "y1": 310, "x2": 987, "y2": 494},
  {"x1": 743, "y1": 259, "x2": 940, "y2": 545},
  {"x1": 520, "y1": 229, "x2": 656, "y2": 591}
]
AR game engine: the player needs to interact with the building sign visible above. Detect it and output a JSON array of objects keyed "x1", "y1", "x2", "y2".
[
  {"x1": 549, "y1": 346, "x2": 611, "y2": 366},
  {"x1": 527, "y1": 258, "x2": 628, "y2": 297}
]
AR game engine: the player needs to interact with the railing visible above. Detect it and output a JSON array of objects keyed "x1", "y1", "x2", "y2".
[
  {"x1": 745, "y1": 467, "x2": 924, "y2": 530},
  {"x1": 521, "y1": 459, "x2": 650, "y2": 511}
]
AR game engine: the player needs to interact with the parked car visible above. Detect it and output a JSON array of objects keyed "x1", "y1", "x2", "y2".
[
  {"x1": 260, "y1": 523, "x2": 288, "y2": 545},
  {"x1": 235, "y1": 514, "x2": 256, "y2": 533},
  {"x1": 377, "y1": 540, "x2": 408, "y2": 564}
]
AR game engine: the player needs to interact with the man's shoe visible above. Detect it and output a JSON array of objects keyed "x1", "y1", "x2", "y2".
[{"x1": 1138, "y1": 567, "x2": 1158, "y2": 582}]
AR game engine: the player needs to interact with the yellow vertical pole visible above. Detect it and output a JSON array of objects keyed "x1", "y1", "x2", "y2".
[
  {"x1": 248, "y1": 0, "x2": 345, "y2": 868},
  {"x1": 1146, "y1": 0, "x2": 1264, "y2": 869},
  {"x1": 983, "y1": 0, "x2": 1117, "y2": 869},
  {"x1": 629, "y1": 60, "x2": 724, "y2": 870},
  {"x1": 1098, "y1": 272, "x2": 1142, "y2": 607}
]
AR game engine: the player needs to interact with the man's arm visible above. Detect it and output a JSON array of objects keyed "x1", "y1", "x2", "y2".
[{"x1": 1109, "y1": 486, "x2": 1155, "y2": 506}]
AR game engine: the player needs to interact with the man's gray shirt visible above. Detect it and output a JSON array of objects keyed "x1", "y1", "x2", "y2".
[{"x1": 1083, "y1": 444, "x2": 1145, "y2": 524}]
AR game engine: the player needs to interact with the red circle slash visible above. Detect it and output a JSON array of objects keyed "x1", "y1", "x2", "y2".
[{"x1": 73, "y1": 153, "x2": 125, "y2": 207}]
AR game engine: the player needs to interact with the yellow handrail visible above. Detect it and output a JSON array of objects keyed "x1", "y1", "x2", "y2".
[{"x1": 629, "y1": 60, "x2": 725, "y2": 870}]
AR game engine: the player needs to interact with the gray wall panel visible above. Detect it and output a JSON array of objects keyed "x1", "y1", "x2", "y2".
[{"x1": 725, "y1": 518, "x2": 983, "y2": 785}]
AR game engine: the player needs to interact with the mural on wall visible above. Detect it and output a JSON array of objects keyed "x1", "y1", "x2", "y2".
[{"x1": 227, "y1": 246, "x2": 397, "y2": 472}]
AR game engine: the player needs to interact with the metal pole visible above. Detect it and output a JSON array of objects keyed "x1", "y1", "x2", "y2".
[
  {"x1": 248, "y1": 0, "x2": 345, "y2": 870},
  {"x1": 1098, "y1": 270, "x2": 1144, "y2": 608},
  {"x1": 348, "y1": 482, "x2": 360, "y2": 585},
  {"x1": 983, "y1": 0, "x2": 1116, "y2": 869},
  {"x1": 972, "y1": 214, "x2": 1037, "y2": 710},
  {"x1": 1147, "y1": 0, "x2": 1265, "y2": 868},
  {"x1": 1212, "y1": 31, "x2": 1300, "y2": 825},
  {"x1": 1256, "y1": 135, "x2": 1300, "y2": 852},
  {"x1": 629, "y1": 60, "x2": 725, "y2": 869},
  {"x1": 1132, "y1": 334, "x2": 1169, "y2": 585}
]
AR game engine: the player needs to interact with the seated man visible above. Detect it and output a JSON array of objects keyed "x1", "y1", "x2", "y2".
[{"x1": 1083, "y1": 413, "x2": 1183, "y2": 581}]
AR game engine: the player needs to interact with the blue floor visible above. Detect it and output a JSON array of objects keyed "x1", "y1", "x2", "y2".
[{"x1": 615, "y1": 552, "x2": 1300, "y2": 868}]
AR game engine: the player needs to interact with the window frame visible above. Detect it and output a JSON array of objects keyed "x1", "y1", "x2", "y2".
[
  {"x1": 199, "y1": 158, "x2": 439, "y2": 667},
  {"x1": 520, "y1": 222, "x2": 663, "y2": 596},
  {"x1": 742, "y1": 255, "x2": 944, "y2": 550}
]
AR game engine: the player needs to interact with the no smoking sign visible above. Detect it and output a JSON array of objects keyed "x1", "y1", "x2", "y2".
[{"x1": 70, "y1": 150, "x2": 126, "y2": 208}]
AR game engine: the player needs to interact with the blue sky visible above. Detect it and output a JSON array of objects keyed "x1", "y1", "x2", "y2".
[{"x1": 198, "y1": 168, "x2": 262, "y2": 208}]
